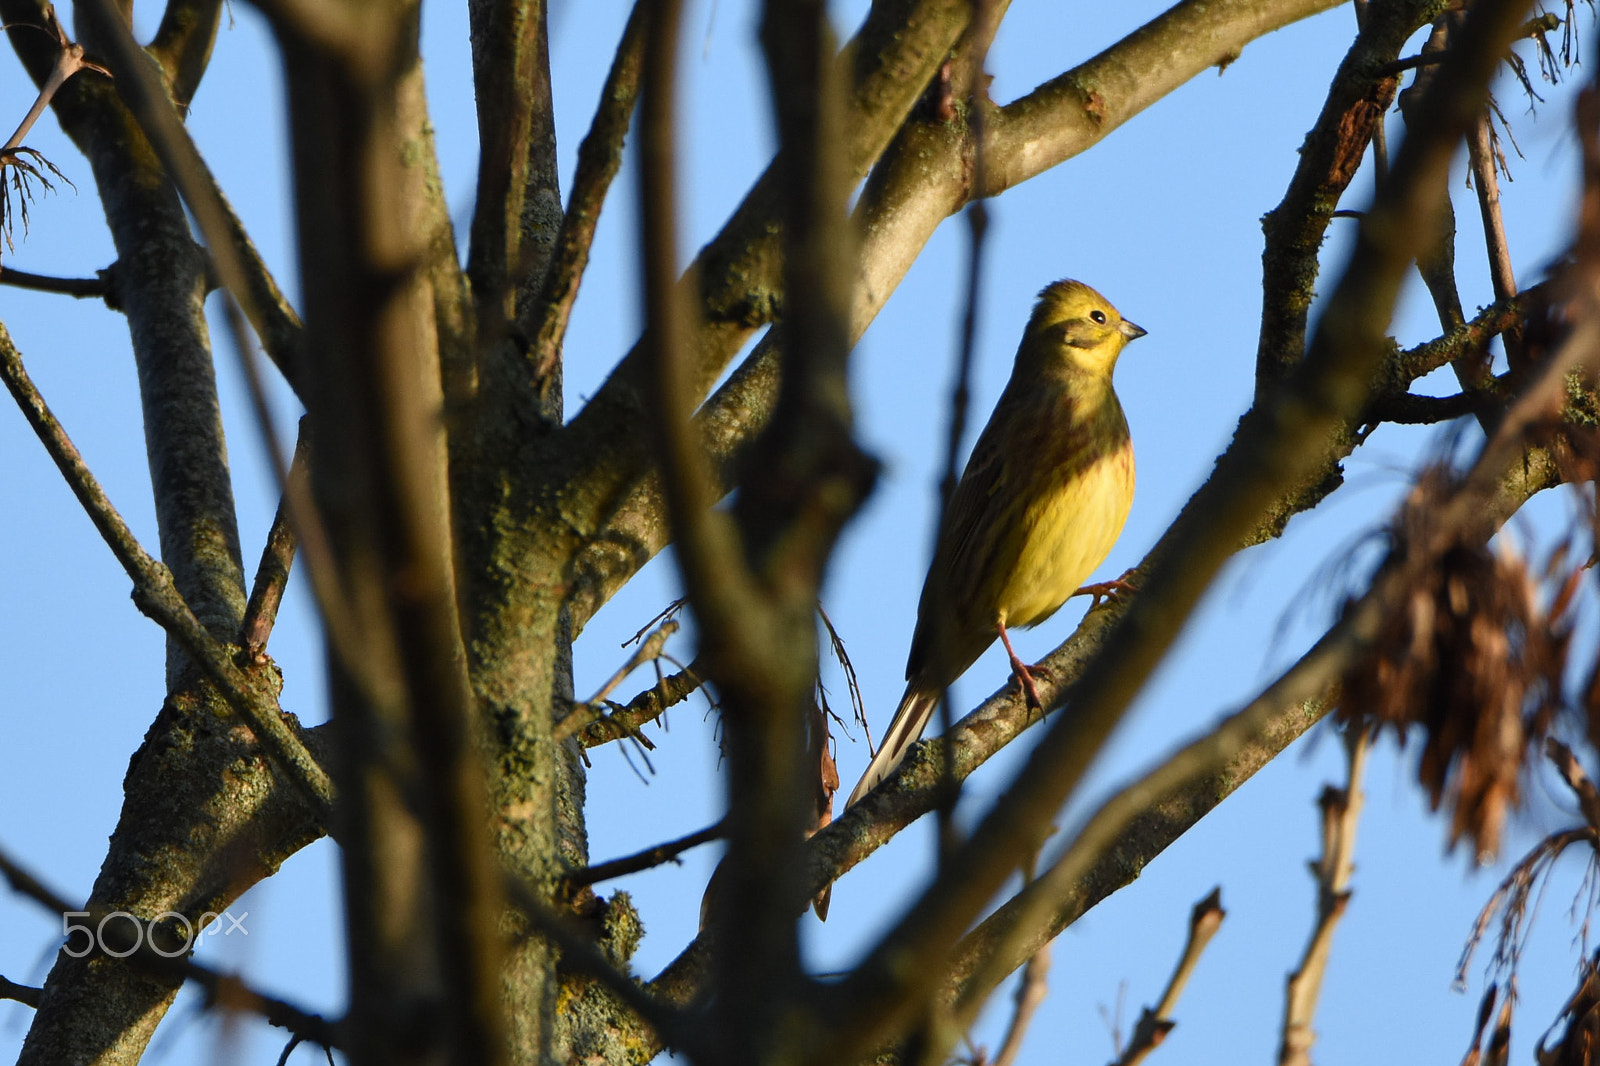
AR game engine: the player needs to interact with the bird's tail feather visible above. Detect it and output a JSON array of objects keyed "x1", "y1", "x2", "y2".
[
  {"x1": 844, "y1": 687, "x2": 939, "y2": 810},
  {"x1": 814, "y1": 686, "x2": 940, "y2": 921}
]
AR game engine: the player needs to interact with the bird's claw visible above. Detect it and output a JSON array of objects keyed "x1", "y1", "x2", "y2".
[{"x1": 1074, "y1": 575, "x2": 1138, "y2": 610}]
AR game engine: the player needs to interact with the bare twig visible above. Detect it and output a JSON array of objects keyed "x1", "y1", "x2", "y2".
[
  {"x1": 1112, "y1": 888, "x2": 1226, "y2": 1066},
  {"x1": 0, "y1": 263, "x2": 105, "y2": 297},
  {"x1": 1467, "y1": 112, "x2": 1522, "y2": 369},
  {"x1": 1279, "y1": 730, "x2": 1370, "y2": 1066},
  {"x1": 0, "y1": 7, "x2": 101, "y2": 250},
  {"x1": 0, "y1": 323, "x2": 335, "y2": 820},
  {"x1": 555, "y1": 620, "x2": 680, "y2": 742},
  {"x1": 574, "y1": 657, "x2": 707, "y2": 749},
  {"x1": 0, "y1": 6, "x2": 107, "y2": 154},
  {"x1": 564, "y1": 820, "x2": 726, "y2": 891},
  {"x1": 239, "y1": 427, "x2": 311, "y2": 655},
  {"x1": 1388, "y1": 286, "x2": 1544, "y2": 384},
  {"x1": 818, "y1": 602, "x2": 870, "y2": 745},
  {"x1": 984, "y1": 846, "x2": 1052, "y2": 1066},
  {"x1": 1457, "y1": 830, "x2": 1591, "y2": 988}
]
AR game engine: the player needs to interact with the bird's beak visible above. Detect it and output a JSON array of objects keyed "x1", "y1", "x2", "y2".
[{"x1": 1120, "y1": 320, "x2": 1147, "y2": 341}]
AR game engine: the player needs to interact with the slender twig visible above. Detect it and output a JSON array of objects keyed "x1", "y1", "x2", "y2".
[
  {"x1": 1467, "y1": 112, "x2": 1522, "y2": 369},
  {"x1": 0, "y1": 8, "x2": 108, "y2": 154},
  {"x1": 1112, "y1": 888, "x2": 1226, "y2": 1066},
  {"x1": 575, "y1": 657, "x2": 706, "y2": 748},
  {"x1": 1279, "y1": 730, "x2": 1369, "y2": 1066},
  {"x1": 818, "y1": 602, "x2": 870, "y2": 746},
  {"x1": 0, "y1": 324, "x2": 335, "y2": 820},
  {"x1": 565, "y1": 820, "x2": 726, "y2": 891},
  {"x1": 240, "y1": 427, "x2": 311, "y2": 655},
  {"x1": 0, "y1": 264, "x2": 105, "y2": 298},
  {"x1": 554, "y1": 620, "x2": 680, "y2": 741},
  {"x1": 529, "y1": 0, "x2": 646, "y2": 390},
  {"x1": 1389, "y1": 286, "x2": 1542, "y2": 383},
  {"x1": 989, "y1": 940, "x2": 1048, "y2": 1066},
  {"x1": 0, "y1": 842, "x2": 340, "y2": 1048}
]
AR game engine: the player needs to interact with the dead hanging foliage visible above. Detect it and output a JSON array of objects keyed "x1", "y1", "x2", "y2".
[
  {"x1": 0, "y1": 147, "x2": 67, "y2": 254},
  {"x1": 1448, "y1": 742, "x2": 1600, "y2": 1066},
  {"x1": 1340, "y1": 466, "x2": 1581, "y2": 862}
]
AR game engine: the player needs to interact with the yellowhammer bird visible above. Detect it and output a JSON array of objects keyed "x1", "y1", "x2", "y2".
[{"x1": 846, "y1": 278, "x2": 1145, "y2": 809}]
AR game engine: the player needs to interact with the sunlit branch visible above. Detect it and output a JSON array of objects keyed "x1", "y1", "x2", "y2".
[
  {"x1": 1111, "y1": 889, "x2": 1226, "y2": 1066},
  {"x1": 1278, "y1": 731, "x2": 1369, "y2": 1066}
]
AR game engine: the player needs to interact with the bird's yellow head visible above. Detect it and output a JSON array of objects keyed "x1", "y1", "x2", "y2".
[{"x1": 1022, "y1": 279, "x2": 1146, "y2": 377}]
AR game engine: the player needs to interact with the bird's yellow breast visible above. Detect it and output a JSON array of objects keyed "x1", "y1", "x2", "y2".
[{"x1": 995, "y1": 440, "x2": 1134, "y2": 629}]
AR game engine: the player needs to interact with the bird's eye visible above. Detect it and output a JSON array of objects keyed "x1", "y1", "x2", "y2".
[{"x1": 1090, "y1": 310, "x2": 1107, "y2": 324}]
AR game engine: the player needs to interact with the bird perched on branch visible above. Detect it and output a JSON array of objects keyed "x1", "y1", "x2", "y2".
[{"x1": 846, "y1": 279, "x2": 1145, "y2": 811}]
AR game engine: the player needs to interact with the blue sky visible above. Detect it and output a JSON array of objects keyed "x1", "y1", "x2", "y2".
[{"x1": 2, "y1": 1, "x2": 1597, "y2": 1063}]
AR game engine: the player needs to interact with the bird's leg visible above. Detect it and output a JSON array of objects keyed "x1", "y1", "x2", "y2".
[
  {"x1": 1074, "y1": 568, "x2": 1139, "y2": 609},
  {"x1": 995, "y1": 621, "x2": 1044, "y2": 711}
]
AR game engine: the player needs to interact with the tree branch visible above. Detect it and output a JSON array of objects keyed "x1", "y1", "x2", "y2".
[
  {"x1": 0, "y1": 263, "x2": 107, "y2": 297},
  {"x1": 146, "y1": 0, "x2": 222, "y2": 109},
  {"x1": 575, "y1": 656, "x2": 705, "y2": 748},
  {"x1": 1278, "y1": 731, "x2": 1369, "y2": 1066},
  {"x1": 465, "y1": 0, "x2": 561, "y2": 342},
  {"x1": 1112, "y1": 889, "x2": 1226, "y2": 1066},
  {"x1": 528, "y1": 0, "x2": 969, "y2": 587},
  {"x1": 527, "y1": 0, "x2": 645, "y2": 393},
  {"x1": 0, "y1": 977, "x2": 40, "y2": 1009},
  {"x1": 1252, "y1": 0, "x2": 1433, "y2": 394},
  {"x1": 563, "y1": 820, "x2": 725, "y2": 892},
  {"x1": 76, "y1": 0, "x2": 306, "y2": 398},
  {"x1": 0, "y1": 319, "x2": 336, "y2": 819}
]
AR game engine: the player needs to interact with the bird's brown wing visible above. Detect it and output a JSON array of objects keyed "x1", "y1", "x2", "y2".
[{"x1": 904, "y1": 381, "x2": 1055, "y2": 687}]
